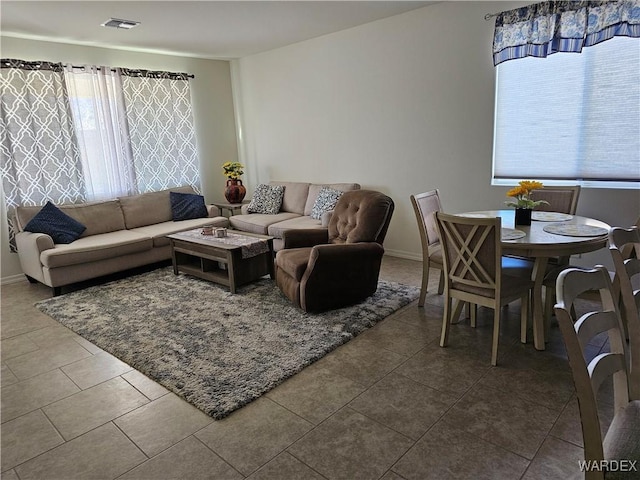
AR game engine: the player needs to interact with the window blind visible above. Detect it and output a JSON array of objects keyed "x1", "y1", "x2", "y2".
[{"x1": 492, "y1": 36, "x2": 640, "y2": 189}]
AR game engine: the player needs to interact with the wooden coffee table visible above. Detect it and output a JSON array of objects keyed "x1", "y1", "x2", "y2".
[{"x1": 167, "y1": 230, "x2": 274, "y2": 293}]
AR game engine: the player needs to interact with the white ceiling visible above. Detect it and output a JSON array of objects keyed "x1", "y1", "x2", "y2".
[{"x1": 1, "y1": 1, "x2": 435, "y2": 60}]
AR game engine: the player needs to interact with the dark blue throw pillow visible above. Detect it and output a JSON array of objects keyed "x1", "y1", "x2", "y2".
[
  {"x1": 170, "y1": 191, "x2": 208, "y2": 221},
  {"x1": 24, "y1": 201, "x2": 86, "y2": 244}
]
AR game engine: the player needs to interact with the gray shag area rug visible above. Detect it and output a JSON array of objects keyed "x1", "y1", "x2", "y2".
[{"x1": 36, "y1": 267, "x2": 419, "y2": 419}]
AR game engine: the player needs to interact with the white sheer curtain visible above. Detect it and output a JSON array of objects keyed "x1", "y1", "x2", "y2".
[{"x1": 64, "y1": 65, "x2": 137, "y2": 200}]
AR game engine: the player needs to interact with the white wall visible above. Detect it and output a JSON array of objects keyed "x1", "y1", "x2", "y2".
[
  {"x1": 1, "y1": 36, "x2": 238, "y2": 281},
  {"x1": 232, "y1": 1, "x2": 639, "y2": 266}
]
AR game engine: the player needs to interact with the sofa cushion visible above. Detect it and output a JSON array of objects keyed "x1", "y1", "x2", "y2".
[
  {"x1": 24, "y1": 202, "x2": 87, "y2": 244},
  {"x1": 17, "y1": 200, "x2": 126, "y2": 237},
  {"x1": 269, "y1": 182, "x2": 310, "y2": 214},
  {"x1": 310, "y1": 187, "x2": 344, "y2": 220},
  {"x1": 170, "y1": 192, "x2": 208, "y2": 221},
  {"x1": 247, "y1": 184, "x2": 285, "y2": 215},
  {"x1": 304, "y1": 183, "x2": 361, "y2": 216},
  {"x1": 267, "y1": 216, "x2": 324, "y2": 239},
  {"x1": 119, "y1": 185, "x2": 196, "y2": 229},
  {"x1": 229, "y1": 212, "x2": 300, "y2": 235},
  {"x1": 40, "y1": 230, "x2": 152, "y2": 268},
  {"x1": 132, "y1": 217, "x2": 229, "y2": 247}
]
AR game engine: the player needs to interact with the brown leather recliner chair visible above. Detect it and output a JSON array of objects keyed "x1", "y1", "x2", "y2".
[{"x1": 275, "y1": 190, "x2": 394, "y2": 312}]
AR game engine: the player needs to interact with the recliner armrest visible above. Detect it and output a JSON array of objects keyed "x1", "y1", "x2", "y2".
[
  {"x1": 300, "y1": 242, "x2": 385, "y2": 312},
  {"x1": 306, "y1": 242, "x2": 384, "y2": 273},
  {"x1": 282, "y1": 228, "x2": 329, "y2": 249}
]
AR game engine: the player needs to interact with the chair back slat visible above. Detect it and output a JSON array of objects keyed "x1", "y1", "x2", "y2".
[
  {"x1": 555, "y1": 266, "x2": 632, "y2": 474},
  {"x1": 530, "y1": 185, "x2": 580, "y2": 214},
  {"x1": 555, "y1": 305, "x2": 607, "y2": 467},
  {"x1": 574, "y1": 311, "x2": 620, "y2": 351},
  {"x1": 609, "y1": 226, "x2": 640, "y2": 400},
  {"x1": 437, "y1": 213, "x2": 499, "y2": 290},
  {"x1": 588, "y1": 353, "x2": 628, "y2": 403}
]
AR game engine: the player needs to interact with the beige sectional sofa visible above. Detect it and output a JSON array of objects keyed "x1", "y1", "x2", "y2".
[
  {"x1": 15, "y1": 186, "x2": 228, "y2": 294},
  {"x1": 229, "y1": 181, "x2": 360, "y2": 251}
]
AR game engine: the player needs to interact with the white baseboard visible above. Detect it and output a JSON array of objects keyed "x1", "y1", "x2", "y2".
[
  {"x1": 1, "y1": 274, "x2": 27, "y2": 285},
  {"x1": 384, "y1": 249, "x2": 422, "y2": 262}
]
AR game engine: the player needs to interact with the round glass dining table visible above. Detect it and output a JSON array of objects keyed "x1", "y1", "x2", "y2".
[{"x1": 457, "y1": 210, "x2": 610, "y2": 350}]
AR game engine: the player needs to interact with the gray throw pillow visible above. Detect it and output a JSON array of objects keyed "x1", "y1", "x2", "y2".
[
  {"x1": 310, "y1": 187, "x2": 343, "y2": 220},
  {"x1": 247, "y1": 184, "x2": 285, "y2": 214}
]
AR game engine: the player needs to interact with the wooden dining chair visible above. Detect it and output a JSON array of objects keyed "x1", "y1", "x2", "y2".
[
  {"x1": 530, "y1": 185, "x2": 581, "y2": 214},
  {"x1": 410, "y1": 190, "x2": 444, "y2": 307},
  {"x1": 436, "y1": 212, "x2": 533, "y2": 366},
  {"x1": 555, "y1": 266, "x2": 640, "y2": 479},
  {"x1": 609, "y1": 226, "x2": 640, "y2": 393},
  {"x1": 537, "y1": 185, "x2": 584, "y2": 321}
]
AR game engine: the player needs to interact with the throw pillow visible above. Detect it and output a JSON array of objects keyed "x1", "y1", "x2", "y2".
[
  {"x1": 247, "y1": 184, "x2": 285, "y2": 215},
  {"x1": 170, "y1": 191, "x2": 208, "y2": 221},
  {"x1": 310, "y1": 187, "x2": 344, "y2": 220},
  {"x1": 24, "y1": 201, "x2": 86, "y2": 244}
]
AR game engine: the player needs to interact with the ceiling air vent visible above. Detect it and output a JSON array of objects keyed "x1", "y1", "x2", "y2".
[{"x1": 101, "y1": 18, "x2": 140, "y2": 29}]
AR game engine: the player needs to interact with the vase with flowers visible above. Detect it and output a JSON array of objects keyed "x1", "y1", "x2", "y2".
[
  {"x1": 222, "y1": 162, "x2": 246, "y2": 204},
  {"x1": 505, "y1": 180, "x2": 549, "y2": 226}
]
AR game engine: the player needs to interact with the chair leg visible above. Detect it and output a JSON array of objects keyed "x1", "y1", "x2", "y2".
[
  {"x1": 520, "y1": 293, "x2": 530, "y2": 344},
  {"x1": 470, "y1": 304, "x2": 477, "y2": 328},
  {"x1": 419, "y1": 262, "x2": 429, "y2": 307},
  {"x1": 491, "y1": 307, "x2": 501, "y2": 366},
  {"x1": 544, "y1": 286, "x2": 554, "y2": 338},
  {"x1": 440, "y1": 295, "x2": 453, "y2": 347},
  {"x1": 451, "y1": 299, "x2": 465, "y2": 324},
  {"x1": 437, "y1": 270, "x2": 445, "y2": 295}
]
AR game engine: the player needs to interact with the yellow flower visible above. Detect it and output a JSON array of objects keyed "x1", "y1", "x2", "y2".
[
  {"x1": 519, "y1": 180, "x2": 544, "y2": 193},
  {"x1": 222, "y1": 161, "x2": 244, "y2": 179},
  {"x1": 505, "y1": 180, "x2": 548, "y2": 209},
  {"x1": 507, "y1": 186, "x2": 525, "y2": 198}
]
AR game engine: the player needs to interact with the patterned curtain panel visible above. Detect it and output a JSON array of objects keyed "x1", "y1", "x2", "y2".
[
  {"x1": 121, "y1": 69, "x2": 200, "y2": 193},
  {"x1": 64, "y1": 65, "x2": 137, "y2": 200},
  {"x1": 492, "y1": 0, "x2": 640, "y2": 65},
  {"x1": 0, "y1": 59, "x2": 86, "y2": 251}
]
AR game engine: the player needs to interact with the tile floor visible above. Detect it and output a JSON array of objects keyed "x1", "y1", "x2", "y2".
[{"x1": 1, "y1": 256, "x2": 612, "y2": 479}]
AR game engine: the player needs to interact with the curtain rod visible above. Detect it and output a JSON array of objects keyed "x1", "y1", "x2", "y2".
[
  {"x1": 0, "y1": 60, "x2": 194, "y2": 79},
  {"x1": 70, "y1": 65, "x2": 195, "y2": 79}
]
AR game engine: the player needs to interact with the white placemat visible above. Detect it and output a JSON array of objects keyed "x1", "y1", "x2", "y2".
[
  {"x1": 532, "y1": 212, "x2": 573, "y2": 222},
  {"x1": 543, "y1": 224, "x2": 608, "y2": 237},
  {"x1": 502, "y1": 228, "x2": 526, "y2": 241},
  {"x1": 457, "y1": 212, "x2": 493, "y2": 218}
]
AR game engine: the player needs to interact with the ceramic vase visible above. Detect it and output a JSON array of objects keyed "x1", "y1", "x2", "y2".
[
  {"x1": 515, "y1": 208, "x2": 532, "y2": 226},
  {"x1": 224, "y1": 178, "x2": 246, "y2": 204}
]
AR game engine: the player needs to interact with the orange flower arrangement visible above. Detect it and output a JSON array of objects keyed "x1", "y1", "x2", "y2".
[{"x1": 506, "y1": 180, "x2": 549, "y2": 209}]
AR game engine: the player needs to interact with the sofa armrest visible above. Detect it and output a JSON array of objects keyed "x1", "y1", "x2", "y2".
[
  {"x1": 241, "y1": 204, "x2": 251, "y2": 215},
  {"x1": 320, "y1": 210, "x2": 334, "y2": 227},
  {"x1": 15, "y1": 231, "x2": 55, "y2": 282},
  {"x1": 282, "y1": 228, "x2": 329, "y2": 249},
  {"x1": 206, "y1": 204, "x2": 222, "y2": 217}
]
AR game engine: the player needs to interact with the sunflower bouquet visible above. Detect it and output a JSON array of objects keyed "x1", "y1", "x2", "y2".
[{"x1": 505, "y1": 180, "x2": 549, "y2": 209}]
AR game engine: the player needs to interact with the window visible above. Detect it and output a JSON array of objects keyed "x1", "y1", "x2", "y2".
[{"x1": 492, "y1": 36, "x2": 639, "y2": 189}]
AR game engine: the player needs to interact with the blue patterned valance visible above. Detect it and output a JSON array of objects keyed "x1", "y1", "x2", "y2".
[{"x1": 492, "y1": 0, "x2": 640, "y2": 65}]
